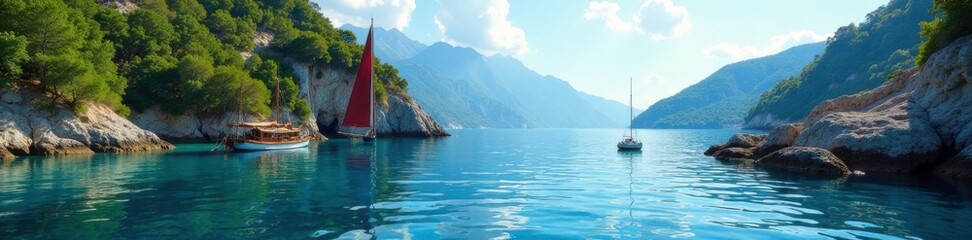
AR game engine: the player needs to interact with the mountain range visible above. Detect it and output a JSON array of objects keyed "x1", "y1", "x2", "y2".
[
  {"x1": 344, "y1": 25, "x2": 636, "y2": 128},
  {"x1": 632, "y1": 42, "x2": 826, "y2": 128}
]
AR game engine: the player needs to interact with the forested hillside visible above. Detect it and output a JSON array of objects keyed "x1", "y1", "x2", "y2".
[
  {"x1": 632, "y1": 42, "x2": 825, "y2": 129},
  {"x1": 0, "y1": 0, "x2": 407, "y2": 123},
  {"x1": 745, "y1": 0, "x2": 934, "y2": 128}
]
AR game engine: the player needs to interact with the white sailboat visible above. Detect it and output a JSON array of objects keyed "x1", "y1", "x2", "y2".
[{"x1": 618, "y1": 78, "x2": 643, "y2": 150}]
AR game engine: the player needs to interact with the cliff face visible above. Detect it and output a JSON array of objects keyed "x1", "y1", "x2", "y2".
[
  {"x1": 292, "y1": 61, "x2": 449, "y2": 137},
  {"x1": 707, "y1": 34, "x2": 972, "y2": 178},
  {"x1": 0, "y1": 91, "x2": 173, "y2": 160},
  {"x1": 129, "y1": 107, "x2": 322, "y2": 141}
]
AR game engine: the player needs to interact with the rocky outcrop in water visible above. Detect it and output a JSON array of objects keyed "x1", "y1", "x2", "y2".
[
  {"x1": 755, "y1": 147, "x2": 850, "y2": 176},
  {"x1": 1, "y1": 91, "x2": 173, "y2": 160},
  {"x1": 754, "y1": 123, "x2": 804, "y2": 159},
  {"x1": 724, "y1": 133, "x2": 767, "y2": 149},
  {"x1": 713, "y1": 147, "x2": 756, "y2": 162},
  {"x1": 706, "y1": 35, "x2": 972, "y2": 179},
  {"x1": 292, "y1": 62, "x2": 449, "y2": 138}
]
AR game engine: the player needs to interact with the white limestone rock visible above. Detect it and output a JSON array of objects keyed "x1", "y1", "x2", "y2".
[
  {"x1": 293, "y1": 61, "x2": 448, "y2": 137},
  {"x1": 0, "y1": 92, "x2": 173, "y2": 158}
]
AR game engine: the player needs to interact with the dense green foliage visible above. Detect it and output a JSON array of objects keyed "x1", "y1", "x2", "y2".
[
  {"x1": 917, "y1": 0, "x2": 972, "y2": 65},
  {"x1": 0, "y1": 0, "x2": 128, "y2": 114},
  {"x1": 745, "y1": 0, "x2": 933, "y2": 127},
  {"x1": 632, "y1": 42, "x2": 825, "y2": 129},
  {"x1": 0, "y1": 0, "x2": 408, "y2": 121},
  {"x1": 0, "y1": 32, "x2": 29, "y2": 90}
]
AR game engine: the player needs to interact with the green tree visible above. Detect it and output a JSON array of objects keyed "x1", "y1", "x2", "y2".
[
  {"x1": 200, "y1": 66, "x2": 270, "y2": 117},
  {"x1": 169, "y1": 55, "x2": 214, "y2": 114},
  {"x1": 0, "y1": 32, "x2": 29, "y2": 90},
  {"x1": 121, "y1": 9, "x2": 176, "y2": 65},
  {"x1": 917, "y1": 0, "x2": 972, "y2": 65},
  {"x1": 0, "y1": 0, "x2": 80, "y2": 56},
  {"x1": 125, "y1": 54, "x2": 177, "y2": 111},
  {"x1": 93, "y1": 7, "x2": 130, "y2": 59},
  {"x1": 206, "y1": 9, "x2": 256, "y2": 50},
  {"x1": 244, "y1": 55, "x2": 310, "y2": 121},
  {"x1": 285, "y1": 31, "x2": 330, "y2": 63},
  {"x1": 167, "y1": 0, "x2": 207, "y2": 19}
]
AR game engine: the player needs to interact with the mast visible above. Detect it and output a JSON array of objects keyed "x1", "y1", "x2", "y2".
[
  {"x1": 369, "y1": 18, "x2": 376, "y2": 137},
  {"x1": 629, "y1": 78, "x2": 633, "y2": 137},
  {"x1": 274, "y1": 77, "x2": 281, "y2": 124},
  {"x1": 237, "y1": 79, "x2": 244, "y2": 138}
]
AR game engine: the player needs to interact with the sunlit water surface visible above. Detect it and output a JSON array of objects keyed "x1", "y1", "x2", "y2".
[{"x1": 2, "y1": 129, "x2": 971, "y2": 239}]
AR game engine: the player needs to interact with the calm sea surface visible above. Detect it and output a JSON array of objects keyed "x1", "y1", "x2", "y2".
[{"x1": 2, "y1": 129, "x2": 971, "y2": 239}]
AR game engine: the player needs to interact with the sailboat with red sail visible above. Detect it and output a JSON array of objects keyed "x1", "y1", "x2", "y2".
[{"x1": 340, "y1": 20, "x2": 377, "y2": 140}]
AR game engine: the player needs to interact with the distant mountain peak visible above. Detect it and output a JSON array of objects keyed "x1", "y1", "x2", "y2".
[{"x1": 340, "y1": 24, "x2": 427, "y2": 61}]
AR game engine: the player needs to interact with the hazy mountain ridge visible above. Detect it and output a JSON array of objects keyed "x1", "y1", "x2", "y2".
[
  {"x1": 343, "y1": 25, "x2": 427, "y2": 62},
  {"x1": 632, "y1": 42, "x2": 827, "y2": 129},
  {"x1": 342, "y1": 25, "x2": 635, "y2": 128}
]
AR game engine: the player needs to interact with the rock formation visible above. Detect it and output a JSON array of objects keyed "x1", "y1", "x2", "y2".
[
  {"x1": 754, "y1": 123, "x2": 803, "y2": 159},
  {"x1": 130, "y1": 106, "x2": 322, "y2": 141},
  {"x1": 292, "y1": 61, "x2": 449, "y2": 138},
  {"x1": 706, "y1": 35, "x2": 972, "y2": 179},
  {"x1": 755, "y1": 147, "x2": 850, "y2": 176},
  {"x1": 1, "y1": 91, "x2": 173, "y2": 160},
  {"x1": 725, "y1": 133, "x2": 767, "y2": 148},
  {"x1": 713, "y1": 147, "x2": 755, "y2": 162}
]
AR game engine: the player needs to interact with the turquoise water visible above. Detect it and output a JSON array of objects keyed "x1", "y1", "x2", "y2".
[{"x1": 2, "y1": 129, "x2": 971, "y2": 239}]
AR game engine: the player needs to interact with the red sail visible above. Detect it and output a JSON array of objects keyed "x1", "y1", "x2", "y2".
[{"x1": 340, "y1": 24, "x2": 374, "y2": 136}]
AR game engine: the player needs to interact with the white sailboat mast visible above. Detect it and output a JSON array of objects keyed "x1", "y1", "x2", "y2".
[
  {"x1": 629, "y1": 78, "x2": 633, "y2": 137},
  {"x1": 369, "y1": 19, "x2": 376, "y2": 137}
]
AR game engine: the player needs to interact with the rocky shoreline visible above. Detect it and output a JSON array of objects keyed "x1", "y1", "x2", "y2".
[
  {"x1": 706, "y1": 35, "x2": 972, "y2": 179},
  {"x1": 1, "y1": 91, "x2": 174, "y2": 160}
]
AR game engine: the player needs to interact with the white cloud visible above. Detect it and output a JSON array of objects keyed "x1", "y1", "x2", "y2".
[
  {"x1": 641, "y1": 74, "x2": 666, "y2": 85},
  {"x1": 584, "y1": 0, "x2": 691, "y2": 40},
  {"x1": 435, "y1": 0, "x2": 529, "y2": 56},
  {"x1": 701, "y1": 30, "x2": 829, "y2": 61},
  {"x1": 316, "y1": 0, "x2": 417, "y2": 30},
  {"x1": 584, "y1": 1, "x2": 635, "y2": 33}
]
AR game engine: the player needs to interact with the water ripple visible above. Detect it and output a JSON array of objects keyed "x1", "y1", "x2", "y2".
[{"x1": 1, "y1": 130, "x2": 971, "y2": 239}]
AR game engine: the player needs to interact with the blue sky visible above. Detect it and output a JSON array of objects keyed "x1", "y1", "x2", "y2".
[{"x1": 314, "y1": 0, "x2": 888, "y2": 109}]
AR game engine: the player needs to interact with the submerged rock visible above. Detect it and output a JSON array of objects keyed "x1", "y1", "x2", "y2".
[
  {"x1": 713, "y1": 147, "x2": 755, "y2": 161},
  {"x1": 934, "y1": 145, "x2": 972, "y2": 179},
  {"x1": 1, "y1": 91, "x2": 173, "y2": 158},
  {"x1": 755, "y1": 147, "x2": 850, "y2": 177},
  {"x1": 0, "y1": 148, "x2": 13, "y2": 161},
  {"x1": 704, "y1": 144, "x2": 725, "y2": 156}
]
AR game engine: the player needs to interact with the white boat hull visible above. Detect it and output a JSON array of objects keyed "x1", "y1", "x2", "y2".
[
  {"x1": 617, "y1": 142, "x2": 643, "y2": 150},
  {"x1": 235, "y1": 140, "x2": 310, "y2": 151}
]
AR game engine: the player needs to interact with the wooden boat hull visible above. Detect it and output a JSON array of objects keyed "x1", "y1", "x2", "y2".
[{"x1": 235, "y1": 140, "x2": 310, "y2": 151}]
